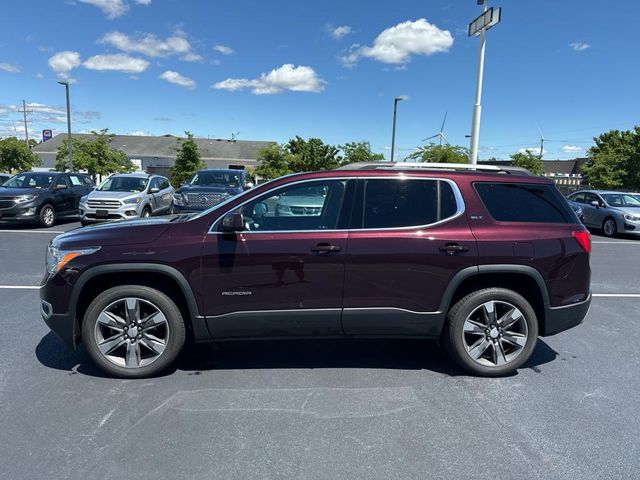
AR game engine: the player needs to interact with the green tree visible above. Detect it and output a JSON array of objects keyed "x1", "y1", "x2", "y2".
[
  {"x1": 406, "y1": 143, "x2": 469, "y2": 163},
  {"x1": 286, "y1": 136, "x2": 341, "y2": 172},
  {"x1": 0, "y1": 137, "x2": 41, "y2": 173},
  {"x1": 254, "y1": 144, "x2": 294, "y2": 180},
  {"x1": 171, "y1": 131, "x2": 205, "y2": 188},
  {"x1": 339, "y1": 141, "x2": 384, "y2": 165},
  {"x1": 54, "y1": 129, "x2": 133, "y2": 180},
  {"x1": 510, "y1": 150, "x2": 545, "y2": 176},
  {"x1": 581, "y1": 127, "x2": 640, "y2": 190}
]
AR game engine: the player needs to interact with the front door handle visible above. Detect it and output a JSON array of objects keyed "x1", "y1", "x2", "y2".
[
  {"x1": 439, "y1": 243, "x2": 469, "y2": 256},
  {"x1": 311, "y1": 243, "x2": 342, "y2": 255}
]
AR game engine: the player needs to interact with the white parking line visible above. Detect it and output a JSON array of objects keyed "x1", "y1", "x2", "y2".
[
  {"x1": 0, "y1": 285, "x2": 40, "y2": 289},
  {"x1": 592, "y1": 293, "x2": 640, "y2": 298},
  {"x1": 0, "y1": 229, "x2": 65, "y2": 234},
  {"x1": 592, "y1": 241, "x2": 640, "y2": 244}
]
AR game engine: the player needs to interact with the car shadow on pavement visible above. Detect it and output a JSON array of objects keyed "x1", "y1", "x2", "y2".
[
  {"x1": 0, "y1": 217, "x2": 80, "y2": 230},
  {"x1": 35, "y1": 332, "x2": 558, "y2": 378}
]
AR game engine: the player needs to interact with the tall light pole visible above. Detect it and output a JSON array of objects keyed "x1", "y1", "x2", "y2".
[
  {"x1": 58, "y1": 81, "x2": 72, "y2": 166},
  {"x1": 390, "y1": 96, "x2": 404, "y2": 162},
  {"x1": 468, "y1": 1, "x2": 501, "y2": 164}
]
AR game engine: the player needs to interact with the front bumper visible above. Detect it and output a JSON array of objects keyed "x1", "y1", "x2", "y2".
[
  {"x1": 172, "y1": 203, "x2": 205, "y2": 213},
  {"x1": 0, "y1": 201, "x2": 40, "y2": 222},
  {"x1": 80, "y1": 201, "x2": 143, "y2": 223},
  {"x1": 542, "y1": 293, "x2": 591, "y2": 336}
]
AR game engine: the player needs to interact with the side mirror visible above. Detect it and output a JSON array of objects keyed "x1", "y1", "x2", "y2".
[
  {"x1": 149, "y1": 187, "x2": 160, "y2": 194},
  {"x1": 220, "y1": 211, "x2": 245, "y2": 232},
  {"x1": 590, "y1": 200, "x2": 600, "y2": 208},
  {"x1": 180, "y1": 181, "x2": 187, "y2": 186},
  {"x1": 55, "y1": 184, "x2": 68, "y2": 190}
]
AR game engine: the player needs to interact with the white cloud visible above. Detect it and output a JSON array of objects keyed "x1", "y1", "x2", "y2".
[
  {"x1": 84, "y1": 54, "x2": 149, "y2": 73},
  {"x1": 133, "y1": 0, "x2": 151, "y2": 4},
  {"x1": 25, "y1": 103, "x2": 65, "y2": 115},
  {"x1": 0, "y1": 63, "x2": 20, "y2": 74},
  {"x1": 213, "y1": 44, "x2": 234, "y2": 55},
  {"x1": 48, "y1": 51, "x2": 82, "y2": 75},
  {"x1": 212, "y1": 64, "x2": 325, "y2": 95},
  {"x1": 328, "y1": 25, "x2": 353, "y2": 40},
  {"x1": 36, "y1": 72, "x2": 44, "y2": 79},
  {"x1": 562, "y1": 145, "x2": 584, "y2": 153},
  {"x1": 159, "y1": 70, "x2": 196, "y2": 89},
  {"x1": 340, "y1": 19, "x2": 453, "y2": 66},
  {"x1": 569, "y1": 42, "x2": 590, "y2": 51},
  {"x1": 99, "y1": 31, "x2": 201, "y2": 61},
  {"x1": 128, "y1": 130, "x2": 147, "y2": 136},
  {"x1": 518, "y1": 147, "x2": 545, "y2": 156},
  {"x1": 78, "y1": 0, "x2": 128, "y2": 19}
]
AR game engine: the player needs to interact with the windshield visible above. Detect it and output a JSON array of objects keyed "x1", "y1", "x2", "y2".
[
  {"x1": 98, "y1": 176, "x2": 148, "y2": 193},
  {"x1": 282, "y1": 186, "x2": 327, "y2": 197},
  {"x1": 2, "y1": 173, "x2": 54, "y2": 189},
  {"x1": 602, "y1": 193, "x2": 640, "y2": 207},
  {"x1": 191, "y1": 171, "x2": 242, "y2": 188}
]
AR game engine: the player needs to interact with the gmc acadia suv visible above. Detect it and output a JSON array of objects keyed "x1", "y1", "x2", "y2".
[{"x1": 40, "y1": 163, "x2": 591, "y2": 378}]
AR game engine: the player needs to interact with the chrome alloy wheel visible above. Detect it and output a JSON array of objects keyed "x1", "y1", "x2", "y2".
[
  {"x1": 93, "y1": 297, "x2": 170, "y2": 369},
  {"x1": 462, "y1": 300, "x2": 529, "y2": 367},
  {"x1": 42, "y1": 206, "x2": 55, "y2": 226},
  {"x1": 604, "y1": 219, "x2": 616, "y2": 237}
]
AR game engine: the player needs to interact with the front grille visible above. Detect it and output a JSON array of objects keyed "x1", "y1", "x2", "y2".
[
  {"x1": 87, "y1": 199, "x2": 122, "y2": 209},
  {"x1": 186, "y1": 193, "x2": 226, "y2": 208},
  {"x1": 0, "y1": 198, "x2": 15, "y2": 209},
  {"x1": 290, "y1": 206, "x2": 322, "y2": 216}
]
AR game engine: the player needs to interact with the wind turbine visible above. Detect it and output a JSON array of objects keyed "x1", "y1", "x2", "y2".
[{"x1": 423, "y1": 112, "x2": 449, "y2": 146}]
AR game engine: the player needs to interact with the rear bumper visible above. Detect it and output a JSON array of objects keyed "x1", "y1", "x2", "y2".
[{"x1": 542, "y1": 293, "x2": 591, "y2": 336}]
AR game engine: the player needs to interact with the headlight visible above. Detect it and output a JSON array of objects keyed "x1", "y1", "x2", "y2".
[
  {"x1": 79, "y1": 195, "x2": 88, "y2": 204},
  {"x1": 15, "y1": 194, "x2": 37, "y2": 203},
  {"x1": 46, "y1": 244, "x2": 101, "y2": 275},
  {"x1": 123, "y1": 197, "x2": 141, "y2": 204},
  {"x1": 173, "y1": 194, "x2": 185, "y2": 206},
  {"x1": 624, "y1": 214, "x2": 639, "y2": 221}
]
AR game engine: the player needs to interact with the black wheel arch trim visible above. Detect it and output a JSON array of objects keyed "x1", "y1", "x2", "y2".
[{"x1": 66, "y1": 263, "x2": 210, "y2": 347}]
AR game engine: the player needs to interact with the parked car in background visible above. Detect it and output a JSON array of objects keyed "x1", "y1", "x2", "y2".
[
  {"x1": 0, "y1": 171, "x2": 93, "y2": 227},
  {"x1": 80, "y1": 173, "x2": 173, "y2": 226},
  {"x1": 567, "y1": 190, "x2": 640, "y2": 237},
  {"x1": 40, "y1": 162, "x2": 590, "y2": 378},
  {"x1": 0, "y1": 173, "x2": 11, "y2": 184},
  {"x1": 275, "y1": 184, "x2": 326, "y2": 216},
  {"x1": 172, "y1": 168, "x2": 253, "y2": 213}
]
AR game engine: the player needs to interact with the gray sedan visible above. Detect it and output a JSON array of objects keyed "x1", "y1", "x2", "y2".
[{"x1": 567, "y1": 190, "x2": 640, "y2": 237}]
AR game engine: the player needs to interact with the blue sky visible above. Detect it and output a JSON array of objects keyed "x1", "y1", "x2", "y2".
[{"x1": 1, "y1": 0, "x2": 638, "y2": 160}]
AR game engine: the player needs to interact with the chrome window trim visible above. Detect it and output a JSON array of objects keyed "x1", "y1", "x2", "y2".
[
  {"x1": 206, "y1": 306, "x2": 440, "y2": 319},
  {"x1": 207, "y1": 175, "x2": 465, "y2": 235}
]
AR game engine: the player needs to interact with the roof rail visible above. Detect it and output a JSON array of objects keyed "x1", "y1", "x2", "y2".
[{"x1": 335, "y1": 161, "x2": 532, "y2": 175}]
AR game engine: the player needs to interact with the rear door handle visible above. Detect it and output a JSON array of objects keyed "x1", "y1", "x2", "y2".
[
  {"x1": 439, "y1": 243, "x2": 469, "y2": 256},
  {"x1": 311, "y1": 243, "x2": 342, "y2": 255}
]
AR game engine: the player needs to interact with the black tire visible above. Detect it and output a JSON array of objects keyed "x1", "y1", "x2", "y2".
[
  {"x1": 602, "y1": 217, "x2": 617, "y2": 237},
  {"x1": 38, "y1": 203, "x2": 56, "y2": 228},
  {"x1": 82, "y1": 285, "x2": 186, "y2": 378},
  {"x1": 442, "y1": 288, "x2": 538, "y2": 377},
  {"x1": 141, "y1": 206, "x2": 152, "y2": 218}
]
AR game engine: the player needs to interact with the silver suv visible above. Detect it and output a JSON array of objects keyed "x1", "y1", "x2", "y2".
[{"x1": 80, "y1": 173, "x2": 174, "y2": 226}]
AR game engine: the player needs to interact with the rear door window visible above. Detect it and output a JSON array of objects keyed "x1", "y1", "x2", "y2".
[
  {"x1": 475, "y1": 182, "x2": 575, "y2": 223},
  {"x1": 358, "y1": 179, "x2": 459, "y2": 229}
]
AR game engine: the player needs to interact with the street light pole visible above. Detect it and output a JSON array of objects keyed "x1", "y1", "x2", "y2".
[
  {"x1": 58, "y1": 81, "x2": 72, "y2": 166},
  {"x1": 390, "y1": 97, "x2": 404, "y2": 162},
  {"x1": 469, "y1": 2, "x2": 488, "y2": 165}
]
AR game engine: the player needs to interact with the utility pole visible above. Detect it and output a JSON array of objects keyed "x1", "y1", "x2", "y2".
[
  {"x1": 19, "y1": 100, "x2": 32, "y2": 148},
  {"x1": 467, "y1": 1, "x2": 502, "y2": 164},
  {"x1": 58, "y1": 81, "x2": 73, "y2": 166},
  {"x1": 390, "y1": 96, "x2": 404, "y2": 162}
]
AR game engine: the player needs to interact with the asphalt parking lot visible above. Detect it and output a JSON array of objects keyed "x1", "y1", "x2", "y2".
[{"x1": 1, "y1": 222, "x2": 639, "y2": 480}]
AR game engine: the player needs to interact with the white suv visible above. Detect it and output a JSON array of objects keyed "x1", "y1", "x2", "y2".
[{"x1": 80, "y1": 173, "x2": 174, "y2": 226}]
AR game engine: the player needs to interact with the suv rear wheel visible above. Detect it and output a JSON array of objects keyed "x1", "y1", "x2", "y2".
[
  {"x1": 82, "y1": 285, "x2": 186, "y2": 378},
  {"x1": 442, "y1": 288, "x2": 538, "y2": 377},
  {"x1": 39, "y1": 204, "x2": 56, "y2": 228},
  {"x1": 602, "y1": 217, "x2": 617, "y2": 237}
]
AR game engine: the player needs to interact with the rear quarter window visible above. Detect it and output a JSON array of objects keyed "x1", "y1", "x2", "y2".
[{"x1": 474, "y1": 182, "x2": 576, "y2": 223}]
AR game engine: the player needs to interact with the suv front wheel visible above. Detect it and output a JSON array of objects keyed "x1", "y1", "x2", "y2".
[
  {"x1": 82, "y1": 285, "x2": 186, "y2": 378},
  {"x1": 442, "y1": 288, "x2": 538, "y2": 377}
]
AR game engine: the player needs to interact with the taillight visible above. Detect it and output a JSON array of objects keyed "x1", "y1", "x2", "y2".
[{"x1": 572, "y1": 230, "x2": 591, "y2": 253}]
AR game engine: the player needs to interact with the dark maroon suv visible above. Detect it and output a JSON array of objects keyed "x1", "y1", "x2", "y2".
[{"x1": 40, "y1": 163, "x2": 591, "y2": 378}]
